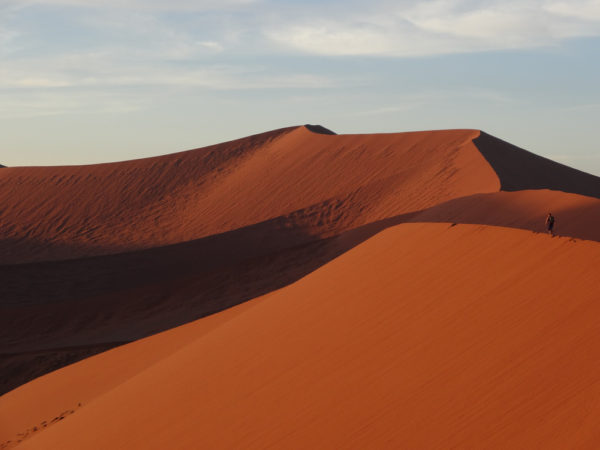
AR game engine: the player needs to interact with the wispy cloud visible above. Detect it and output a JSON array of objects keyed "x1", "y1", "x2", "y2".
[
  {"x1": 10, "y1": 0, "x2": 259, "y2": 11},
  {"x1": 4, "y1": 1, "x2": 600, "y2": 77},
  {"x1": 0, "y1": 90, "x2": 145, "y2": 119},
  {"x1": 266, "y1": 0, "x2": 600, "y2": 56},
  {"x1": 0, "y1": 52, "x2": 337, "y2": 91},
  {"x1": 544, "y1": 0, "x2": 600, "y2": 21},
  {"x1": 0, "y1": 50, "x2": 338, "y2": 118},
  {"x1": 6, "y1": 0, "x2": 600, "y2": 60},
  {"x1": 2, "y1": 0, "x2": 599, "y2": 116}
]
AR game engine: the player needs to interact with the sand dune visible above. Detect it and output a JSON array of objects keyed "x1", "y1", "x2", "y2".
[
  {"x1": 2, "y1": 126, "x2": 597, "y2": 265},
  {"x1": 3, "y1": 125, "x2": 600, "y2": 448},
  {"x1": 3, "y1": 224, "x2": 600, "y2": 449},
  {"x1": 1, "y1": 125, "x2": 510, "y2": 393},
  {"x1": 0, "y1": 126, "x2": 499, "y2": 264},
  {"x1": 2, "y1": 125, "x2": 600, "y2": 392},
  {"x1": 412, "y1": 189, "x2": 600, "y2": 241}
]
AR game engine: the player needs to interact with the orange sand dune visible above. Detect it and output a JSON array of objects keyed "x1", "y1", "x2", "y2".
[
  {"x1": 1, "y1": 125, "x2": 502, "y2": 393},
  {"x1": 2, "y1": 125, "x2": 600, "y2": 397},
  {"x1": 3, "y1": 223, "x2": 600, "y2": 449},
  {"x1": 0, "y1": 126, "x2": 499, "y2": 264},
  {"x1": 1, "y1": 126, "x2": 597, "y2": 266},
  {"x1": 411, "y1": 189, "x2": 600, "y2": 241}
]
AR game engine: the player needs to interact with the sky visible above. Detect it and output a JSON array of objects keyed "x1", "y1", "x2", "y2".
[{"x1": 1, "y1": 0, "x2": 599, "y2": 174}]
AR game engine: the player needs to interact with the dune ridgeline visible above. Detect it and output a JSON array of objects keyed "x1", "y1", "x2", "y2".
[{"x1": 2, "y1": 125, "x2": 600, "y2": 449}]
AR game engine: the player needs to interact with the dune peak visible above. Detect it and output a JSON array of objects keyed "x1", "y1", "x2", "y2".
[{"x1": 303, "y1": 124, "x2": 336, "y2": 135}]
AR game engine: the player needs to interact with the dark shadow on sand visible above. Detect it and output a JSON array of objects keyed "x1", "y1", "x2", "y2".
[{"x1": 474, "y1": 132, "x2": 600, "y2": 199}]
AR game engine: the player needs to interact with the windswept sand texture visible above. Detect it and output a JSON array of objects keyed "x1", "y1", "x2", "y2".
[
  {"x1": 1, "y1": 125, "x2": 506, "y2": 393},
  {"x1": 4, "y1": 224, "x2": 600, "y2": 449},
  {"x1": 0, "y1": 126, "x2": 497, "y2": 264},
  {"x1": 2, "y1": 126, "x2": 600, "y2": 448}
]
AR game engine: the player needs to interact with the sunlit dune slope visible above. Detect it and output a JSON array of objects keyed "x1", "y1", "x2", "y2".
[
  {"x1": 3, "y1": 223, "x2": 600, "y2": 449},
  {"x1": 0, "y1": 126, "x2": 499, "y2": 264}
]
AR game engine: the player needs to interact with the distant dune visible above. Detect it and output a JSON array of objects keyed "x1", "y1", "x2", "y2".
[{"x1": 2, "y1": 126, "x2": 600, "y2": 449}]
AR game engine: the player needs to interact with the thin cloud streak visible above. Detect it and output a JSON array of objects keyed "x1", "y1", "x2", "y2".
[
  {"x1": 0, "y1": 57, "x2": 338, "y2": 91},
  {"x1": 5, "y1": 0, "x2": 600, "y2": 59},
  {"x1": 0, "y1": 90, "x2": 145, "y2": 119},
  {"x1": 9, "y1": 0, "x2": 260, "y2": 11},
  {"x1": 545, "y1": 0, "x2": 600, "y2": 21},
  {"x1": 266, "y1": 0, "x2": 600, "y2": 56}
]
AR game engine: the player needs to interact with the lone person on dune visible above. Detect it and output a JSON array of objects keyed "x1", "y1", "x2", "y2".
[{"x1": 546, "y1": 212, "x2": 555, "y2": 236}]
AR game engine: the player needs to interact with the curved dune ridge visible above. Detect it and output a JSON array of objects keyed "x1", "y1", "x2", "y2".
[
  {"x1": 2, "y1": 125, "x2": 600, "y2": 448},
  {"x1": 1, "y1": 126, "x2": 597, "y2": 266},
  {"x1": 3, "y1": 224, "x2": 600, "y2": 449},
  {"x1": 0, "y1": 125, "x2": 501, "y2": 264}
]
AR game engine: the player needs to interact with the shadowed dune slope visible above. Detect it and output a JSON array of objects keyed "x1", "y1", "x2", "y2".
[
  {"x1": 0, "y1": 126, "x2": 498, "y2": 264},
  {"x1": 4, "y1": 223, "x2": 600, "y2": 449},
  {"x1": 474, "y1": 131, "x2": 600, "y2": 197}
]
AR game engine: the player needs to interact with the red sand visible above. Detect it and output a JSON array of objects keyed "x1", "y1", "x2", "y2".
[
  {"x1": 3, "y1": 224, "x2": 600, "y2": 449},
  {"x1": 0, "y1": 127, "x2": 498, "y2": 264},
  {"x1": 2, "y1": 126, "x2": 600, "y2": 448},
  {"x1": 411, "y1": 189, "x2": 600, "y2": 241},
  {"x1": 1, "y1": 126, "x2": 509, "y2": 394}
]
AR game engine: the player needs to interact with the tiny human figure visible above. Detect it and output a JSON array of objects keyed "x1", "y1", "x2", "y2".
[{"x1": 545, "y1": 212, "x2": 555, "y2": 236}]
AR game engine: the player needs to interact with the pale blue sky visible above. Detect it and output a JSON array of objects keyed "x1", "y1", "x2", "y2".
[{"x1": 1, "y1": 0, "x2": 599, "y2": 175}]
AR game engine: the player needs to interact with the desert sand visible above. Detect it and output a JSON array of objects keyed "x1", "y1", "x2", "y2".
[{"x1": 2, "y1": 125, "x2": 600, "y2": 448}]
